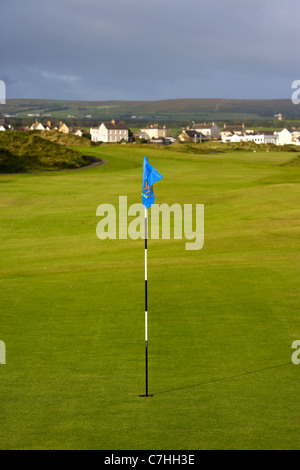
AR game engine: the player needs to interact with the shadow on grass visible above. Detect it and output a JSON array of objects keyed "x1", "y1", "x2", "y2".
[{"x1": 153, "y1": 361, "x2": 293, "y2": 396}]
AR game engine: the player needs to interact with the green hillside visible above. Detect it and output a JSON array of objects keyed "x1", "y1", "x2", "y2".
[
  {"x1": 32, "y1": 130, "x2": 92, "y2": 147},
  {"x1": 0, "y1": 132, "x2": 87, "y2": 173},
  {"x1": 2, "y1": 98, "x2": 300, "y2": 123}
]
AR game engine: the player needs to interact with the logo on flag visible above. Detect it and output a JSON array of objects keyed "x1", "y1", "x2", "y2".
[{"x1": 142, "y1": 156, "x2": 163, "y2": 209}]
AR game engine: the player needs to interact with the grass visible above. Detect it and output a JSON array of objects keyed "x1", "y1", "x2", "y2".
[
  {"x1": 32, "y1": 130, "x2": 92, "y2": 147},
  {"x1": 169, "y1": 140, "x2": 300, "y2": 154},
  {"x1": 0, "y1": 132, "x2": 87, "y2": 173},
  {"x1": 280, "y1": 155, "x2": 300, "y2": 166},
  {"x1": 0, "y1": 144, "x2": 299, "y2": 449}
]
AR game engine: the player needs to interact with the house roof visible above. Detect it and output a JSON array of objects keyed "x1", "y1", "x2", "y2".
[
  {"x1": 275, "y1": 128, "x2": 292, "y2": 134},
  {"x1": 261, "y1": 131, "x2": 276, "y2": 136},
  {"x1": 30, "y1": 122, "x2": 45, "y2": 130},
  {"x1": 181, "y1": 130, "x2": 205, "y2": 138},
  {"x1": 95, "y1": 120, "x2": 128, "y2": 130},
  {"x1": 104, "y1": 122, "x2": 128, "y2": 130}
]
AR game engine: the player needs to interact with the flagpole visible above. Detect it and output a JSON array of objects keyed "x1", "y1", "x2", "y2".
[
  {"x1": 144, "y1": 207, "x2": 148, "y2": 397},
  {"x1": 141, "y1": 156, "x2": 162, "y2": 398}
]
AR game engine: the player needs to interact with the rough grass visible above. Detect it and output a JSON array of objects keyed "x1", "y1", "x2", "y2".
[
  {"x1": 0, "y1": 132, "x2": 88, "y2": 173},
  {"x1": 280, "y1": 155, "x2": 300, "y2": 166},
  {"x1": 34, "y1": 130, "x2": 92, "y2": 147},
  {"x1": 169, "y1": 141, "x2": 300, "y2": 154}
]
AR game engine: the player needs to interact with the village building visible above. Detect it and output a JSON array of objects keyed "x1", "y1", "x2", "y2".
[
  {"x1": 133, "y1": 131, "x2": 148, "y2": 140},
  {"x1": 274, "y1": 128, "x2": 292, "y2": 146},
  {"x1": 148, "y1": 137, "x2": 169, "y2": 145},
  {"x1": 57, "y1": 122, "x2": 69, "y2": 134},
  {"x1": 244, "y1": 131, "x2": 278, "y2": 145},
  {"x1": 190, "y1": 122, "x2": 220, "y2": 139},
  {"x1": 44, "y1": 121, "x2": 54, "y2": 131},
  {"x1": 221, "y1": 123, "x2": 246, "y2": 141},
  {"x1": 90, "y1": 119, "x2": 129, "y2": 143},
  {"x1": 221, "y1": 128, "x2": 292, "y2": 146},
  {"x1": 178, "y1": 129, "x2": 207, "y2": 143},
  {"x1": 289, "y1": 128, "x2": 300, "y2": 143},
  {"x1": 258, "y1": 132, "x2": 278, "y2": 145},
  {"x1": 70, "y1": 128, "x2": 83, "y2": 137},
  {"x1": 34, "y1": 120, "x2": 69, "y2": 133},
  {"x1": 140, "y1": 124, "x2": 169, "y2": 141},
  {"x1": 29, "y1": 121, "x2": 45, "y2": 131}
]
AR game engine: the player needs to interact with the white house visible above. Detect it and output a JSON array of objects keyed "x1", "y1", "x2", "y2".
[
  {"x1": 221, "y1": 123, "x2": 246, "y2": 141},
  {"x1": 244, "y1": 131, "x2": 278, "y2": 145},
  {"x1": 140, "y1": 124, "x2": 169, "y2": 141},
  {"x1": 190, "y1": 122, "x2": 220, "y2": 139},
  {"x1": 90, "y1": 120, "x2": 129, "y2": 143},
  {"x1": 260, "y1": 132, "x2": 278, "y2": 145},
  {"x1": 29, "y1": 121, "x2": 45, "y2": 131},
  {"x1": 274, "y1": 128, "x2": 292, "y2": 146},
  {"x1": 222, "y1": 130, "x2": 280, "y2": 145},
  {"x1": 290, "y1": 128, "x2": 300, "y2": 143},
  {"x1": 222, "y1": 133, "x2": 246, "y2": 143},
  {"x1": 230, "y1": 134, "x2": 244, "y2": 143},
  {"x1": 70, "y1": 128, "x2": 83, "y2": 137}
]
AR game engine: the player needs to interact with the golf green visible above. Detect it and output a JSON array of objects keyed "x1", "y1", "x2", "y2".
[{"x1": 0, "y1": 144, "x2": 299, "y2": 449}]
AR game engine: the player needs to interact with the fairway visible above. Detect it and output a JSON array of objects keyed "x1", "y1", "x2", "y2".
[{"x1": 0, "y1": 144, "x2": 299, "y2": 450}]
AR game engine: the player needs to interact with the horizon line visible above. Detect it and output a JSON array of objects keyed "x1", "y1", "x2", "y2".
[{"x1": 3, "y1": 97, "x2": 292, "y2": 103}]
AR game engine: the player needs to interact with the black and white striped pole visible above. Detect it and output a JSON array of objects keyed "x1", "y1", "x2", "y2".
[
  {"x1": 141, "y1": 206, "x2": 152, "y2": 397},
  {"x1": 144, "y1": 207, "x2": 149, "y2": 397},
  {"x1": 140, "y1": 156, "x2": 163, "y2": 398}
]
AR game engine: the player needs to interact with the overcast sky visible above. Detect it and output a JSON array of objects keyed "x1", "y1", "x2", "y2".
[{"x1": 0, "y1": 0, "x2": 299, "y2": 101}]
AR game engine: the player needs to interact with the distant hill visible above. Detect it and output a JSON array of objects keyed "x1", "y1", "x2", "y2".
[{"x1": 1, "y1": 98, "x2": 300, "y2": 123}]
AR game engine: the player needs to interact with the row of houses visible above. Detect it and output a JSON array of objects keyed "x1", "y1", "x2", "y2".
[
  {"x1": 90, "y1": 121, "x2": 175, "y2": 143},
  {"x1": 178, "y1": 122, "x2": 220, "y2": 142},
  {"x1": 90, "y1": 120, "x2": 129, "y2": 142},
  {"x1": 179, "y1": 122, "x2": 300, "y2": 146},
  {"x1": 0, "y1": 120, "x2": 84, "y2": 137},
  {"x1": 1, "y1": 118, "x2": 170, "y2": 144},
  {"x1": 91, "y1": 119, "x2": 298, "y2": 146},
  {"x1": 1, "y1": 118, "x2": 168, "y2": 144},
  {"x1": 220, "y1": 124, "x2": 299, "y2": 146},
  {"x1": 0, "y1": 124, "x2": 12, "y2": 131},
  {"x1": 2, "y1": 117, "x2": 300, "y2": 146},
  {"x1": 29, "y1": 120, "x2": 83, "y2": 137}
]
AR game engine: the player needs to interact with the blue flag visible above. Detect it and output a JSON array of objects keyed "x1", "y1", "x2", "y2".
[{"x1": 142, "y1": 156, "x2": 163, "y2": 209}]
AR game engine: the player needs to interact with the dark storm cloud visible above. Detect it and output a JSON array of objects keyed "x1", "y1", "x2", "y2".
[{"x1": 0, "y1": 0, "x2": 299, "y2": 100}]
